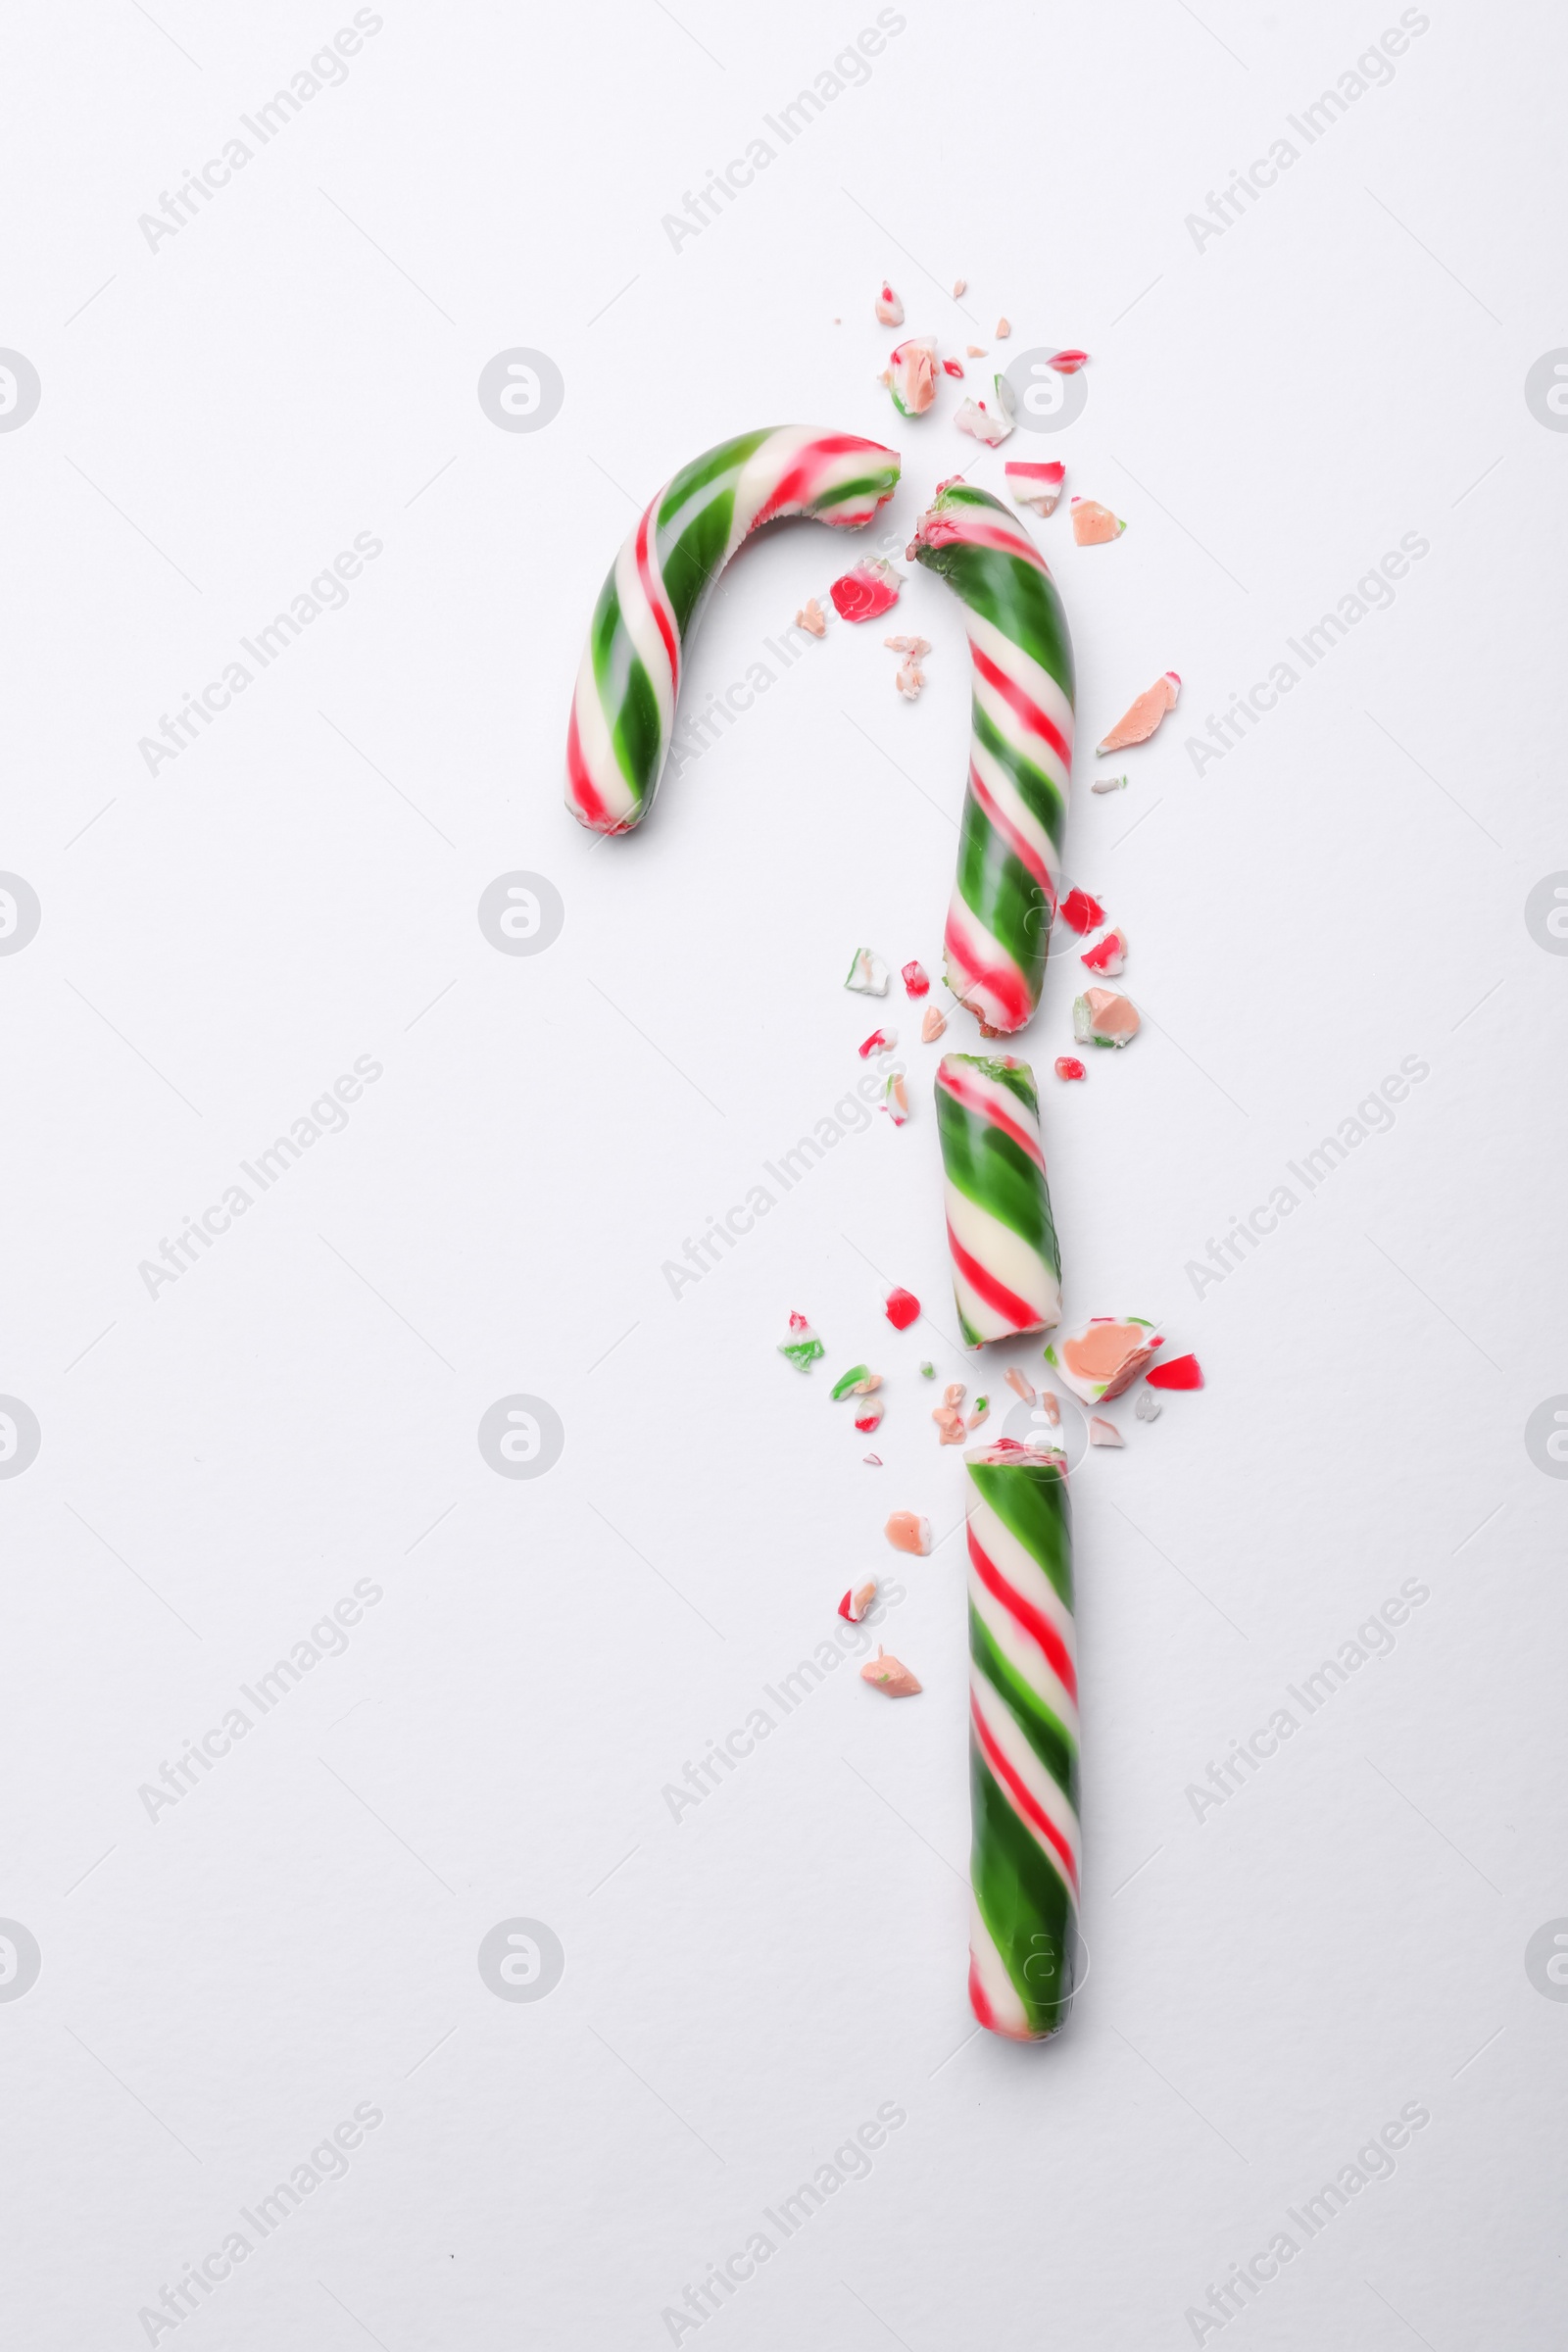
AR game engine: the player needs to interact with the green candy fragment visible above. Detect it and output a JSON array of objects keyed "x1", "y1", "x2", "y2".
[{"x1": 831, "y1": 1363, "x2": 871, "y2": 1400}]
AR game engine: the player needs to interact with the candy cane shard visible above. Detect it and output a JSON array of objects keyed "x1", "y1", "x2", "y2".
[
  {"x1": 565, "y1": 427, "x2": 902, "y2": 834},
  {"x1": 907, "y1": 480, "x2": 1076, "y2": 1035},
  {"x1": 935, "y1": 1053, "x2": 1062, "y2": 1346},
  {"x1": 965, "y1": 1434, "x2": 1080, "y2": 2040}
]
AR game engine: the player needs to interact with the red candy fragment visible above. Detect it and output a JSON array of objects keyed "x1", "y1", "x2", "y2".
[
  {"x1": 1146, "y1": 1353, "x2": 1203, "y2": 1391},
  {"x1": 1057, "y1": 887, "x2": 1105, "y2": 935},
  {"x1": 1054, "y1": 1056, "x2": 1086, "y2": 1082},
  {"x1": 942, "y1": 358, "x2": 965, "y2": 378},
  {"x1": 901, "y1": 959, "x2": 930, "y2": 997},
  {"x1": 830, "y1": 559, "x2": 904, "y2": 623},
  {"x1": 858, "y1": 1028, "x2": 895, "y2": 1058},
  {"x1": 1080, "y1": 926, "x2": 1128, "y2": 977},
  {"x1": 885, "y1": 1286, "x2": 920, "y2": 1330},
  {"x1": 1048, "y1": 349, "x2": 1089, "y2": 373}
]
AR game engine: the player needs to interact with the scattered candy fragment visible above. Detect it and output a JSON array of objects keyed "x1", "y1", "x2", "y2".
[
  {"x1": 1071, "y1": 498, "x2": 1126, "y2": 546},
  {"x1": 920, "y1": 1004, "x2": 948, "y2": 1043},
  {"x1": 1088, "y1": 1416, "x2": 1123, "y2": 1447},
  {"x1": 966, "y1": 1397, "x2": 990, "y2": 1431},
  {"x1": 1073, "y1": 989, "x2": 1140, "y2": 1048},
  {"x1": 884, "y1": 1510, "x2": 931, "y2": 1555},
  {"x1": 1045, "y1": 1315, "x2": 1164, "y2": 1405},
  {"x1": 1098, "y1": 672, "x2": 1181, "y2": 756},
  {"x1": 861, "y1": 1647, "x2": 921, "y2": 1696},
  {"x1": 966, "y1": 343, "x2": 986, "y2": 357},
  {"x1": 1135, "y1": 1391, "x2": 1161, "y2": 1423},
  {"x1": 796, "y1": 597, "x2": 826, "y2": 638},
  {"x1": 900, "y1": 958, "x2": 930, "y2": 996},
  {"x1": 954, "y1": 395, "x2": 1013, "y2": 446},
  {"x1": 845, "y1": 948, "x2": 889, "y2": 996},
  {"x1": 830, "y1": 557, "x2": 904, "y2": 622},
  {"x1": 1038, "y1": 1388, "x2": 1062, "y2": 1427},
  {"x1": 1004, "y1": 459, "x2": 1066, "y2": 516},
  {"x1": 943, "y1": 1383, "x2": 966, "y2": 1408},
  {"x1": 996, "y1": 317, "x2": 1011, "y2": 337},
  {"x1": 1054, "y1": 1055, "x2": 1086, "y2": 1082},
  {"x1": 1146, "y1": 1352, "x2": 1203, "y2": 1391},
  {"x1": 830, "y1": 1362, "x2": 876, "y2": 1400},
  {"x1": 778, "y1": 1311, "x2": 824, "y2": 1371},
  {"x1": 919, "y1": 1360, "x2": 936, "y2": 1379},
  {"x1": 863, "y1": 1450, "x2": 884, "y2": 1464},
  {"x1": 933, "y1": 1405, "x2": 965, "y2": 1446},
  {"x1": 840, "y1": 1579, "x2": 879, "y2": 1622},
  {"x1": 943, "y1": 358, "x2": 965, "y2": 379},
  {"x1": 881, "y1": 336, "x2": 939, "y2": 417},
  {"x1": 858, "y1": 1028, "x2": 896, "y2": 1058},
  {"x1": 881, "y1": 1071, "x2": 909, "y2": 1125},
  {"x1": 1004, "y1": 1367, "x2": 1037, "y2": 1404},
  {"x1": 1057, "y1": 886, "x2": 1105, "y2": 935},
  {"x1": 1080, "y1": 926, "x2": 1129, "y2": 977},
  {"x1": 885, "y1": 638, "x2": 931, "y2": 661},
  {"x1": 1048, "y1": 349, "x2": 1089, "y2": 373},
  {"x1": 895, "y1": 655, "x2": 926, "y2": 700},
  {"x1": 884, "y1": 1286, "x2": 921, "y2": 1331},
  {"x1": 854, "y1": 1397, "x2": 885, "y2": 1433},
  {"x1": 953, "y1": 277, "x2": 967, "y2": 297},
  {"x1": 875, "y1": 282, "x2": 905, "y2": 326},
  {"x1": 1091, "y1": 773, "x2": 1128, "y2": 794}
]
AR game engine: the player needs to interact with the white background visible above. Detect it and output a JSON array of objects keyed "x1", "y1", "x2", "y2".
[{"x1": 2, "y1": 0, "x2": 1566, "y2": 2345}]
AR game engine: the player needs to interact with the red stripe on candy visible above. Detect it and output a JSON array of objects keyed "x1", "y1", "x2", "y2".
[
  {"x1": 967, "y1": 1953, "x2": 998, "y2": 2031},
  {"x1": 969, "y1": 645, "x2": 1072, "y2": 770},
  {"x1": 970, "y1": 1693, "x2": 1079, "y2": 1895},
  {"x1": 936, "y1": 1056, "x2": 1046, "y2": 1168},
  {"x1": 945, "y1": 1218, "x2": 1039, "y2": 1329},
  {"x1": 967, "y1": 1525, "x2": 1077, "y2": 1703},
  {"x1": 634, "y1": 499, "x2": 679, "y2": 692},
  {"x1": 966, "y1": 759, "x2": 1054, "y2": 895},
  {"x1": 943, "y1": 907, "x2": 1032, "y2": 1030},
  {"x1": 565, "y1": 706, "x2": 611, "y2": 829},
  {"x1": 751, "y1": 434, "x2": 868, "y2": 527}
]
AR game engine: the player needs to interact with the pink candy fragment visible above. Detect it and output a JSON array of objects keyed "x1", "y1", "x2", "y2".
[
  {"x1": 1005, "y1": 460, "x2": 1066, "y2": 516},
  {"x1": 884, "y1": 1511, "x2": 930, "y2": 1555},
  {"x1": 882, "y1": 337, "x2": 938, "y2": 417},
  {"x1": 1071, "y1": 498, "x2": 1126, "y2": 546},
  {"x1": 840, "y1": 1578, "x2": 879, "y2": 1622},
  {"x1": 1054, "y1": 1055, "x2": 1087, "y2": 1082},
  {"x1": 895, "y1": 655, "x2": 925, "y2": 700},
  {"x1": 920, "y1": 1004, "x2": 948, "y2": 1043},
  {"x1": 858, "y1": 1028, "x2": 896, "y2": 1058},
  {"x1": 1073, "y1": 989, "x2": 1140, "y2": 1048},
  {"x1": 1004, "y1": 1367, "x2": 1037, "y2": 1404},
  {"x1": 1088, "y1": 1417, "x2": 1123, "y2": 1447},
  {"x1": 861, "y1": 1647, "x2": 921, "y2": 1696},
  {"x1": 1048, "y1": 349, "x2": 1089, "y2": 373},
  {"x1": 1080, "y1": 927, "x2": 1129, "y2": 977},
  {"x1": 796, "y1": 597, "x2": 826, "y2": 638},
  {"x1": 1098, "y1": 672, "x2": 1181, "y2": 756},
  {"x1": 830, "y1": 558, "x2": 904, "y2": 622},
  {"x1": 996, "y1": 318, "x2": 1011, "y2": 338},
  {"x1": 943, "y1": 358, "x2": 965, "y2": 378},
  {"x1": 875, "y1": 282, "x2": 905, "y2": 326}
]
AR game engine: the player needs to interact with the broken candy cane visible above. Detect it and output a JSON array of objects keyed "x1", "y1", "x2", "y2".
[
  {"x1": 1098, "y1": 672, "x2": 1180, "y2": 756},
  {"x1": 840, "y1": 1579, "x2": 879, "y2": 1621},
  {"x1": 884, "y1": 1286, "x2": 921, "y2": 1330},
  {"x1": 884, "y1": 1510, "x2": 931, "y2": 1554},
  {"x1": 1005, "y1": 461, "x2": 1066, "y2": 516},
  {"x1": 964, "y1": 1433, "x2": 1079, "y2": 2039},
  {"x1": 1045, "y1": 1315, "x2": 1163, "y2": 1405},
  {"x1": 861, "y1": 1647, "x2": 921, "y2": 1695},
  {"x1": 882, "y1": 337, "x2": 938, "y2": 417},
  {"x1": 935, "y1": 1053, "x2": 1062, "y2": 1345},
  {"x1": 875, "y1": 282, "x2": 904, "y2": 326},
  {"x1": 830, "y1": 558, "x2": 904, "y2": 621},
  {"x1": 1070, "y1": 498, "x2": 1125, "y2": 546},
  {"x1": 1080, "y1": 926, "x2": 1128, "y2": 977},
  {"x1": 1072, "y1": 989, "x2": 1139, "y2": 1047},
  {"x1": 778, "y1": 1311, "x2": 824, "y2": 1370},
  {"x1": 564, "y1": 428, "x2": 901, "y2": 832},
  {"x1": 907, "y1": 480, "x2": 1075, "y2": 1034},
  {"x1": 1145, "y1": 1352, "x2": 1202, "y2": 1391}
]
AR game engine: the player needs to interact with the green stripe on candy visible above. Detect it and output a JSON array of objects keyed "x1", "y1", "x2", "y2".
[
  {"x1": 968, "y1": 1455, "x2": 1073, "y2": 1609},
  {"x1": 969, "y1": 1740, "x2": 1076, "y2": 2037},
  {"x1": 968, "y1": 1603, "x2": 1077, "y2": 1791},
  {"x1": 935, "y1": 1083, "x2": 1060, "y2": 1273}
]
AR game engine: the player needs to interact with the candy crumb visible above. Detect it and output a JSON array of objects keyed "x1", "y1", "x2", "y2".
[
  {"x1": 778, "y1": 1310, "x2": 825, "y2": 1371},
  {"x1": 830, "y1": 1363, "x2": 875, "y2": 1400},
  {"x1": 1057, "y1": 887, "x2": 1105, "y2": 935},
  {"x1": 996, "y1": 317, "x2": 1011, "y2": 337},
  {"x1": 830, "y1": 557, "x2": 904, "y2": 622},
  {"x1": 839, "y1": 1579, "x2": 879, "y2": 1622},
  {"x1": 1135, "y1": 1392, "x2": 1161, "y2": 1423},
  {"x1": 858, "y1": 1028, "x2": 896, "y2": 1057},
  {"x1": 919, "y1": 1360, "x2": 935, "y2": 1379},
  {"x1": 1088, "y1": 1416, "x2": 1123, "y2": 1447},
  {"x1": 966, "y1": 1399, "x2": 990, "y2": 1431},
  {"x1": 933, "y1": 1406, "x2": 965, "y2": 1446},
  {"x1": 953, "y1": 276, "x2": 967, "y2": 296},
  {"x1": 795, "y1": 597, "x2": 826, "y2": 638},
  {"x1": 900, "y1": 957, "x2": 931, "y2": 995},
  {"x1": 1044, "y1": 1316, "x2": 1164, "y2": 1405},
  {"x1": 885, "y1": 1286, "x2": 921, "y2": 1330},
  {"x1": 1073, "y1": 988, "x2": 1140, "y2": 1048},
  {"x1": 1071, "y1": 498, "x2": 1126, "y2": 546},
  {"x1": 861, "y1": 1647, "x2": 921, "y2": 1696},
  {"x1": 854, "y1": 1399, "x2": 885, "y2": 1433},
  {"x1": 954, "y1": 396, "x2": 1013, "y2": 446},
  {"x1": 943, "y1": 1383, "x2": 966, "y2": 1408},
  {"x1": 884, "y1": 1511, "x2": 931, "y2": 1556},
  {"x1": 1049, "y1": 349, "x2": 1089, "y2": 373},
  {"x1": 1098, "y1": 672, "x2": 1181, "y2": 756},
  {"x1": 881, "y1": 1070, "x2": 910, "y2": 1125},
  {"x1": 845, "y1": 947, "x2": 890, "y2": 996},
  {"x1": 966, "y1": 343, "x2": 986, "y2": 357},
  {"x1": 1146, "y1": 1352, "x2": 1203, "y2": 1391},
  {"x1": 862, "y1": 1451, "x2": 883, "y2": 1464},
  {"x1": 1091, "y1": 773, "x2": 1128, "y2": 795},
  {"x1": 1081, "y1": 927, "x2": 1129, "y2": 977},
  {"x1": 881, "y1": 336, "x2": 939, "y2": 418},
  {"x1": 885, "y1": 636, "x2": 931, "y2": 659},
  {"x1": 875, "y1": 282, "x2": 904, "y2": 326},
  {"x1": 920, "y1": 1004, "x2": 948, "y2": 1043},
  {"x1": 942, "y1": 358, "x2": 965, "y2": 378},
  {"x1": 895, "y1": 658, "x2": 926, "y2": 700},
  {"x1": 1004, "y1": 1367, "x2": 1037, "y2": 1404},
  {"x1": 1004, "y1": 459, "x2": 1066, "y2": 516},
  {"x1": 1054, "y1": 1056, "x2": 1087, "y2": 1082}
]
